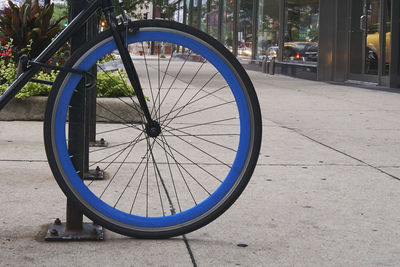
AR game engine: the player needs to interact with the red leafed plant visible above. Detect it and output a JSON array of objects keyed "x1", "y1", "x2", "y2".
[{"x1": 0, "y1": 0, "x2": 65, "y2": 61}]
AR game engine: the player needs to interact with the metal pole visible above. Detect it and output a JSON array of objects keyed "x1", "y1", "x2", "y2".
[
  {"x1": 67, "y1": 0, "x2": 89, "y2": 232},
  {"x1": 45, "y1": 0, "x2": 103, "y2": 241},
  {"x1": 88, "y1": 12, "x2": 98, "y2": 145},
  {"x1": 85, "y1": 11, "x2": 105, "y2": 180}
]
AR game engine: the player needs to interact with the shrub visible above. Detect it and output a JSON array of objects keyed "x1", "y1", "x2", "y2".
[
  {"x1": 0, "y1": 49, "x2": 134, "y2": 99},
  {"x1": 97, "y1": 70, "x2": 134, "y2": 97},
  {"x1": 0, "y1": 56, "x2": 58, "y2": 100},
  {"x1": 0, "y1": 0, "x2": 65, "y2": 61}
]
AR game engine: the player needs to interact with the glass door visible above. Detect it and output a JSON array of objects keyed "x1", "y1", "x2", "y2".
[{"x1": 349, "y1": 0, "x2": 390, "y2": 84}]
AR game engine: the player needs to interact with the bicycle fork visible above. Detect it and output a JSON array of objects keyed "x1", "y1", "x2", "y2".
[{"x1": 104, "y1": 5, "x2": 162, "y2": 138}]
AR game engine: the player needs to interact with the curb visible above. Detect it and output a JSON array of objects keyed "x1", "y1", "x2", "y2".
[{"x1": 0, "y1": 96, "x2": 142, "y2": 122}]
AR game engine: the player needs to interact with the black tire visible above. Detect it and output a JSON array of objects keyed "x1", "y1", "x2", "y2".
[{"x1": 44, "y1": 20, "x2": 262, "y2": 238}]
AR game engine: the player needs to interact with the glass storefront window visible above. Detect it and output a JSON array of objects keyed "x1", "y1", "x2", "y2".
[
  {"x1": 185, "y1": 0, "x2": 190, "y2": 24},
  {"x1": 174, "y1": 0, "x2": 184, "y2": 23},
  {"x1": 208, "y1": 0, "x2": 219, "y2": 38},
  {"x1": 186, "y1": 0, "x2": 321, "y2": 64},
  {"x1": 192, "y1": 0, "x2": 200, "y2": 28},
  {"x1": 200, "y1": 0, "x2": 208, "y2": 32},
  {"x1": 222, "y1": 0, "x2": 234, "y2": 49},
  {"x1": 284, "y1": 0, "x2": 319, "y2": 63},
  {"x1": 257, "y1": 0, "x2": 280, "y2": 60},
  {"x1": 239, "y1": 0, "x2": 253, "y2": 59}
]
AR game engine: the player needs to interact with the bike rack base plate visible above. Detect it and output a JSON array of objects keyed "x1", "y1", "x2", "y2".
[
  {"x1": 45, "y1": 222, "x2": 104, "y2": 241},
  {"x1": 89, "y1": 139, "x2": 108, "y2": 147},
  {"x1": 83, "y1": 168, "x2": 105, "y2": 180}
]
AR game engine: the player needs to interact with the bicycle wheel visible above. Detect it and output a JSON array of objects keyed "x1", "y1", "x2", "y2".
[{"x1": 44, "y1": 20, "x2": 262, "y2": 238}]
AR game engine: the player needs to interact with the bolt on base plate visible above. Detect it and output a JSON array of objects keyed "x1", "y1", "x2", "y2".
[
  {"x1": 89, "y1": 138, "x2": 108, "y2": 148},
  {"x1": 45, "y1": 221, "x2": 104, "y2": 241},
  {"x1": 83, "y1": 167, "x2": 105, "y2": 180}
]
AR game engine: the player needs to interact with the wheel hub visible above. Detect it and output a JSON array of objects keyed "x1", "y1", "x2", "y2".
[{"x1": 145, "y1": 121, "x2": 161, "y2": 138}]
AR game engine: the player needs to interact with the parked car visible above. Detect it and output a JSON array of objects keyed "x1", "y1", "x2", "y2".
[
  {"x1": 283, "y1": 43, "x2": 302, "y2": 60},
  {"x1": 238, "y1": 46, "x2": 252, "y2": 57},
  {"x1": 263, "y1": 42, "x2": 319, "y2": 62},
  {"x1": 265, "y1": 46, "x2": 278, "y2": 60},
  {"x1": 301, "y1": 42, "x2": 318, "y2": 62}
]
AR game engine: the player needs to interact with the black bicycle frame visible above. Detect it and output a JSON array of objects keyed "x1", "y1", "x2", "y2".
[{"x1": 0, "y1": 0, "x2": 152, "y2": 123}]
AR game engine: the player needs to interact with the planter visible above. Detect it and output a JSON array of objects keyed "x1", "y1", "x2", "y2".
[
  {"x1": 0, "y1": 96, "x2": 47, "y2": 121},
  {"x1": 0, "y1": 96, "x2": 142, "y2": 123}
]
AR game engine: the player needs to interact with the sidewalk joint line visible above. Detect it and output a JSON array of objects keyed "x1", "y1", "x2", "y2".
[
  {"x1": 0, "y1": 159, "x2": 47, "y2": 162},
  {"x1": 258, "y1": 163, "x2": 368, "y2": 167},
  {"x1": 182, "y1": 234, "x2": 197, "y2": 267}
]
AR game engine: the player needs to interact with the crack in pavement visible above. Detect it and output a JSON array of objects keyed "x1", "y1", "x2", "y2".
[{"x1": 182, "y1": 234, "x2": 198, "y2": 267}]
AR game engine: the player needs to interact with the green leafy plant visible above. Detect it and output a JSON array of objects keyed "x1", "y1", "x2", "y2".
[
  {"x1": 0, "y1": 57, "x2": 58, "y2": 100},
  {"x1": 0, "y1": 64, "x2": 134, "y2": 99},
  {"x1": 99, "y1": 53, "x2": 118, "y2": 64},
  {"x1": 97, "y1": 70, "x2": 135, "y2": 97},
  {"x1": 0, "y1": 1, "x2": 135, "y2": 100},
  {"x1": 0, "y1": 0, "x2": 66, "y2": 61}
]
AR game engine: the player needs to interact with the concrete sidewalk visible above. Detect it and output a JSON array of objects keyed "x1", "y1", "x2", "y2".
[{"x1": 2, "y1": 71, "x2": 400, "y2": 266}]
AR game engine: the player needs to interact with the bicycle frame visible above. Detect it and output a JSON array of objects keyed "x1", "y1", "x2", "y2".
[{"x1": 0, "y1": 0, "x2": 153, "y2": 121}]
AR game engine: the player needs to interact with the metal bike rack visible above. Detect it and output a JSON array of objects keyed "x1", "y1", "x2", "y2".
[
  {"x1": 85, "y1": 2, "x2": 106, "y2": 181},
  {"x1": 45, "y1": 0, "x2": 104, "y2": 241}
]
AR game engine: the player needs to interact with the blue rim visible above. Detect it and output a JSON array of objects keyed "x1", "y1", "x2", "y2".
[{"x1": 54, "y1": 30, "x2": 251, "y2": 228}]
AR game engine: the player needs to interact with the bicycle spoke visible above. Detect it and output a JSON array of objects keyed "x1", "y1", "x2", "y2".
[
  {"x1": 141, "y1": 42, "x2": 157, "y2": 113},
  {"x1": 97, "y1": 64, "x2": 140, "y2": 112},
  {"x1": 152, "y1": 49, "x2": 174, "y2": 120},
  {"x1": 154, "y1": 51, "x2": 193, "y2": 116},
  {"x1": 157, "y1": 85, "x2": 228, "y2": 121},
  {"x1": 99, "y1": 134, "x2": 141, "y2": 198},
  {"x1": 95, "y1": 103, "x2": 143, "y2": 131},
  {"x1": 88, "y1": 135, "x2": 145, "y2": 168},
  {"x1": 159, "y1": 132, "x2": 182, "y2": 212},
  {"x1": 149, "y1": 138, "x2": 175, "y2": 216},
  {"x1": 163, "y1": 127, "x2": 231, "y2": 168},
  {"x1": 130, "y1": 139, "x2": 156, "y2": 214},
  {"x1": 90, "y1": 138, "x2": 141, "y2": 154},
  {"x1": 164, "y1": 117, "x2": 238, "y2": 132},
  {"x1": 158, "y1": 134, "x2": 198, "y2": 205},
  {"x1": 163, "y1": 124, "x2": 237, "y2": 152},
  {"x1": 156, "y1": 136, "x2": 222, "y2": 183},
  {"x1": 161, "y1": 60, "x2": 207, "y2": 126},
  {"x1": 95, "y1": 125, "x2": 132, "y2": 135},
  {"x1": 113, "y1": 147, "x2": 149, "y2": 208},
  {"x1": 154, "y1": 137, "x2": 211, "y2": 195},
  {"x1": 162, "y1": 133, "x2": 240, "y2": 137},
  {"x1": 161, "y1": 100, "x2": 236, "y2": 125},
  {"x1": 152, "y1": 155, "x2": 166, "y2": 216}
]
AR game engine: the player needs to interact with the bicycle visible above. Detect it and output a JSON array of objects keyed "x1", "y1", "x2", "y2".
[{"x1": 0, "y1": 0, "x2": 262, "y2": 238}]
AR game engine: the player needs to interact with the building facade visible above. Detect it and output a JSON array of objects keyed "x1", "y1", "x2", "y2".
[{"x1": 172, "y1": 0, "x2": 400, "y2": 88}]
